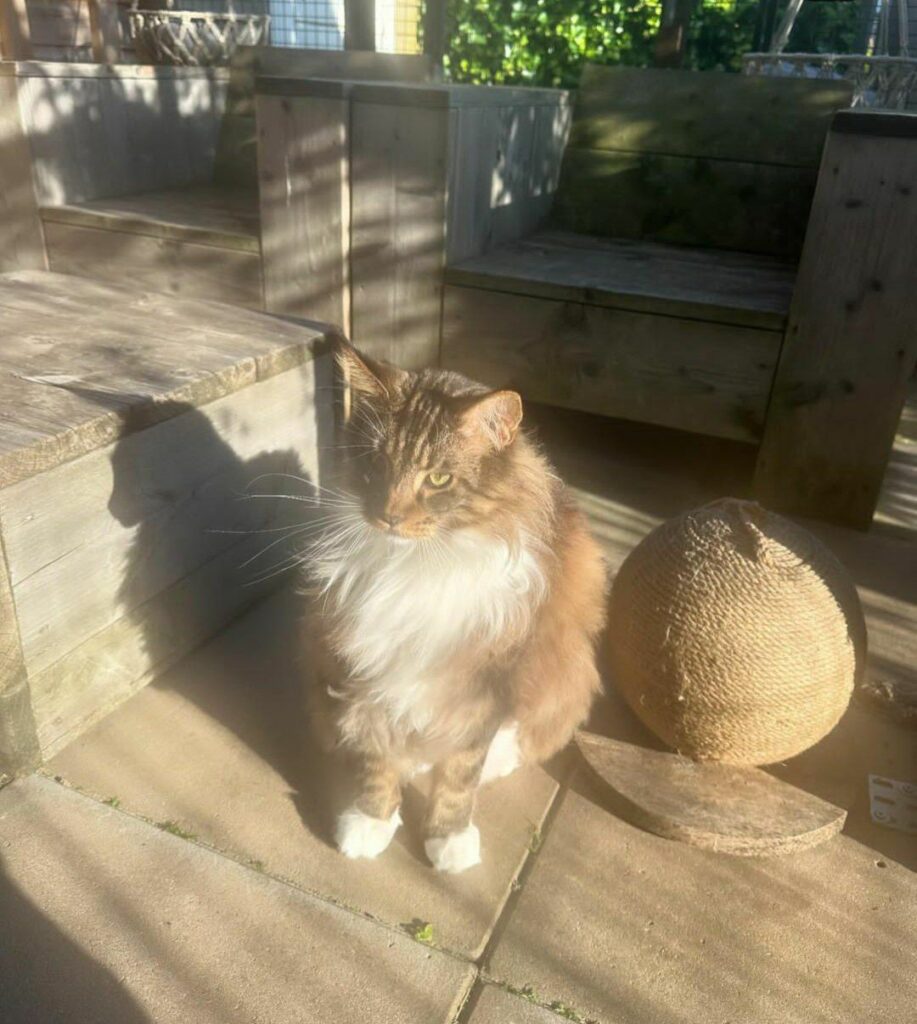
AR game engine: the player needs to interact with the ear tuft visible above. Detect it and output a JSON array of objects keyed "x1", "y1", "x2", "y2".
[
  {"x1": 332, "y1": 336, "x2": 409, "y2": 421},
  {"x1": 457, "y1": 390, "x2": 523, "y2": 450}
]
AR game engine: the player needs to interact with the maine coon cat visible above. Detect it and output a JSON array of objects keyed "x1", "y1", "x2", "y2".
[{"x1": 304, "y1": 338, "x2": 606, "y2": 873}]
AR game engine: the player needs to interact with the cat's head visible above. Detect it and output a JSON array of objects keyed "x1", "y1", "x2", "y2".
[{"x1": 333, "y1": 338, "x2": 523, "y2": 540}]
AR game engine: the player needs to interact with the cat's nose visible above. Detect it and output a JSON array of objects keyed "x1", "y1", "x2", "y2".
[{"x1": 380, "y1": 512, "x2": 404, "y2": 528}]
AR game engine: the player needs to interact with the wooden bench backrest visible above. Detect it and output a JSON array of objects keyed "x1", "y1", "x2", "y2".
[
  {"x1": 554, "y1": 65, "x2": 853, "y2": 258},
  {"x1": 14, "y1": 64, "x2": 228, "y2": 206}
]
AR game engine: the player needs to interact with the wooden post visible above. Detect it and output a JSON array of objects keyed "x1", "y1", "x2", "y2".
[
  {"x1": 344, "y1": 0, "x2": 376, "y2": 51},
  {"x1": 0, "y1": 0, "x2": 33, "y2": 59},
  {"x1": 754, "y1": 111, "x2": 917, "y2": 528},
  {"x1": 423, "y1": 0, "x2": 447, "y2": 77},
  {"x1": 88, "y1": 0, "x2": 122, "y2": 64},
  {"x1": 654, "y1": 0, "x2": 695, "y2": 68}
]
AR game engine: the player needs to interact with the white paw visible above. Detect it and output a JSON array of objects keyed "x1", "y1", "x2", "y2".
[
  {"x1": 336, "y1": 806, "x2": 401, "y2": 860},
  {"x1": 481, "y1": 722, "x2": 522, "y2": 784},
  {"x1": 425, "y1": 824, "x2": 481, "y2": 874}
]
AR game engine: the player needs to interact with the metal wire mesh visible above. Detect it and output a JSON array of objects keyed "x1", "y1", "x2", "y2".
[
  {"x1": 262, "y1": 0, "x2": 346, "y2": 48},
  {"x1": 159, "y1": 0, "x2": 422, "y2": 53}
]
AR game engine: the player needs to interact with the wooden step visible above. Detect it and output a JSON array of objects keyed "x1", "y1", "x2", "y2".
[
  {"x1": 0, "y1": 271, "x2": 333, "y2": 779},
  {"x1": 39, "y1": 184, "x2": 264, "y2": 309}
]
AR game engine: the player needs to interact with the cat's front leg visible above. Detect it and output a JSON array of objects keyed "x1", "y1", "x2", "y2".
[
  {"x1": 336, "y1": 755, "x2": 402, "y2": 860},
  {"x1": 424, "y1": 743, "x2": 491, "y2": 874}
]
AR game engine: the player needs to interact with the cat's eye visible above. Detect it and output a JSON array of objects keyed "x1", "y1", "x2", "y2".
[{"x1": 425, "y1": 471, "x2": 453, "y2": 489}]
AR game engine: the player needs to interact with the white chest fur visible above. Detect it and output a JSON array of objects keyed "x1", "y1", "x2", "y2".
[{"x1": 312, "y1": 526, "x2": 546, "y2": 728}]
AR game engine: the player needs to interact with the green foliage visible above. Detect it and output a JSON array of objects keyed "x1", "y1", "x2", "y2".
[{"x1": 444, "y1": 0, "x2": 863, "y2": 86}]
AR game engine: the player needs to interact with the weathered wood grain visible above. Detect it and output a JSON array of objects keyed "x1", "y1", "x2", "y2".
[
  {"x1": 4, "y1": 366, "x2": 320, "y2": 676},
  {"x1": 41, "y1": 185, "x2": 261, "y2": 252},
  {"x1": 27, "y1": 505, "x2": 301, "y2": 759},
  {"x1": 576, "y1": 732, "x2": 848, "y2": 856},
  {"x1": 257, "y1": 92, "x2": 350, "y2": 331},
  {"x1": 755, "y1": 115, "x2": 917, "y2": 527},
  {"x1": 0, "y1": 527, "x2": 40, "y2": 780},
  {"x1": 43, "y1": 220, "x2": 264, "y2": 311},
  {"x1": 0, "y1": 271, "x2": 323, "y2": 487},
  {"x1": 441, "y1": 285, "x2": 780, "y2": 442},
  {"x1": 446, "y1": 231, "x2": 795, "y2": 330},
  {"x1": 18, "y1": 68, "x2": 227, "y2": 205},
  {"x1": 570, "y1": 65, "x2": 852, "y2": 167},
  {"x1": 445, "y1": 97, "x2": 571, "y2": 264},
  {"x1": 554, "y1": 148, "x2": 818, "y2": 259},
  {"x1": 0, "y1": 75, "x2": 46, "y2": 272},
  {"x1": 350, "y1": 97, "x2": 449, "y2": 369}
]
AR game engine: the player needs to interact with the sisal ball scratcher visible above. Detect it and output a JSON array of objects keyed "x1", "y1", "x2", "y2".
[{"x1": 605, "y1": 498, "x2": 866, "y2": 766}]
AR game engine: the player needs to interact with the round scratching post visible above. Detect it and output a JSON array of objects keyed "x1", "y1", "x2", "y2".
[
  {"x1": 585, "y1": 499, "x2": 866, "y2": 855},
  {"x1": 606, "y1": 498, "x2": 866, "y2": 766}
]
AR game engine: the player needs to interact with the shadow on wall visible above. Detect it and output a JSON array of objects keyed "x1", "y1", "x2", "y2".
[
  {"x1": 0, "y1": 854, "x2": 153, "y2": 1024},
  {"x1": 101, "y1": 353, "x2": 342, "y2": 845}
]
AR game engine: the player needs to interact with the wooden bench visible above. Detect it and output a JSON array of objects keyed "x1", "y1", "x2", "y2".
[
  {"x1": 441, "y1": 65, "x2": 851, "y2": 445},
  {"x1": 4, "y1": 48, "x2": 433, "y2": 318}
]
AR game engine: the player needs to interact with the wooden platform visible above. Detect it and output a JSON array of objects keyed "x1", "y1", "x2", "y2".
[
  {"x1": 39, "y1": 184, "x2": 264, "y2": 310},
  {"x1": 0, "y1": 271, "x2": 331, "y2": 777}
]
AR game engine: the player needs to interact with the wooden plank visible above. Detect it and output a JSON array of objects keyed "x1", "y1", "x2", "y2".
[
  {"x1": 4, "y1": 363, "x2": 322, "y2": 678},
  {"x1": 446, "y1": 231, "x2": 795, "y2": 330},
  {"x1": 0, "y1": 76, "x2": 46, "y2": 272},
  {"x1": 28, "y1": 533, "x2": 289, "y2": 758},
  {"x1": 0, "y1": 0, "x2": 33, "y2": 59},
  {"x1": 576, "y1": 733, "x2": 848, "y2": 856},
  {"x1": 238, "y1": 45, "x2": 434, "y2": 84},
  {"x1": 445, "y1": 97, "x2": 571, "y2": 265},
  {"x1": 755, "y1": 120, "x2": 917, "y2": 528},
  {"x1": 257, "y1": 92, "x2": 349, "y2": 331},
  {"x1": 344, "y1": 0, "x2": 376, "y2": 51},
  {"x1": 27, "y1": 0, "x2": 92, "y2": 61},
  {"x1": 43, "y1": 220, "x2": 264, "y2": 311},
  {"x1": 0, "y1": 525, "x2": 40, "y2": 780},
  {"x1": 41, "y1": 185, "x2": 261, "y2": 253},
  {"x1": 350, "y1": 97, "x2": 449, "y2": 369},
  {"x1": 569, "y1": 65, "x2": 852, "y2": 167},
  {"x1": 0, "y1": 270, "x2": 323, "y2": 487},
  {"x1": 18, "y1": 70, "x2": 226, "y2": 205},
  {"x1": 554, "y1": 148, "x2": 818, "y2": 259},
  {"x1": 442, "y1": 285, "x2": 780, "y2": 442}
]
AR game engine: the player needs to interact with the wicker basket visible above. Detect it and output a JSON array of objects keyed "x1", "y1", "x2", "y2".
[{"x1": 129, "y1": 10, "x2": 270, "y2": 67}]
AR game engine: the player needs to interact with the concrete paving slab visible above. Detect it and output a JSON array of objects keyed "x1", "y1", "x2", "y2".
[
  {"x1": 487, "y1": 772, "x2": 917, "y2": 1024},
  {"x1": 467, "y1": 982, "x2": 588, "y2": 1023},
  {"x1": 0, "y1": 774, "x2": 473, "y2": 1024},
  {"x1": 47, "y1": 591, "x2": 558, "y2": 960}
]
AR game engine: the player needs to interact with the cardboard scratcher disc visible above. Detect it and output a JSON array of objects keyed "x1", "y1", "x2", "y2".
[{"x1": 576, "y1": 731, "x2": 848, "y2": 856}]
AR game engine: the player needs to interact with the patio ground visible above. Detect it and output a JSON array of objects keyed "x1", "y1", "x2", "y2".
[{"x1": 1, "y1": 401, "x2": 914, "y2": 1024}]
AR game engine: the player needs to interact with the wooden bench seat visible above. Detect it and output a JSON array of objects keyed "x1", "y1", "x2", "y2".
[
  {"x1": 446, "y1": 231, "x2": 797, "y2": 329},
  {"x1": 40, "y1": 185, "x2": 261, "y2": 252},
  {"x1": 440, "y1": 65, "x2": 853, "y2": 446}
]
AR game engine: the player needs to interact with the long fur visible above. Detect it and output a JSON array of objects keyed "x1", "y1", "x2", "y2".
[{"x1": 303, "y1": 340, "x2": 607, "y2": 862}]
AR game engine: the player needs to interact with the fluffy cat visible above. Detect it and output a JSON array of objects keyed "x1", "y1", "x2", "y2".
[{"x1": 303, "y1": 338, "x2": 606, "y2": 873}]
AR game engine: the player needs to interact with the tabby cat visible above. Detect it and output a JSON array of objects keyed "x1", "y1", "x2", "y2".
[{"x1": 304, "y1": 338, "x2": 606, "y2": 873}]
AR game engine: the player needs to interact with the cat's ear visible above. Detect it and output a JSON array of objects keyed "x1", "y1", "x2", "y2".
[
  {"x1": 455, "y1": 390, "x2": 523, "y2": 450},
  {"x1": 332, "y1": 335, "x2": 407, "y2": 415}
]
